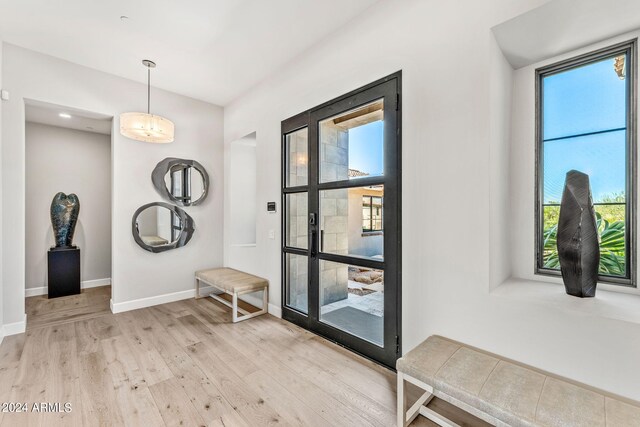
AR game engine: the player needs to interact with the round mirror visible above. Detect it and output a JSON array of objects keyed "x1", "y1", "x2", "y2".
[
  {"x1": 152, "y1": 158, "x2": 209, "y2": 206},
  {"x1": 132, "y1": 202, "x2": 195, "y2": 252}
]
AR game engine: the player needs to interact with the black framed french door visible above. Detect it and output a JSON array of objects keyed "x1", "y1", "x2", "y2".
[{"x1": 281, "y1": 72, "x2": 402, "y2": 368}]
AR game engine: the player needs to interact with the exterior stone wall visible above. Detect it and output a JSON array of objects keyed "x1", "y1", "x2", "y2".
[{"x1": 320, "y1": 122, "x2": 349, "y2": 305}]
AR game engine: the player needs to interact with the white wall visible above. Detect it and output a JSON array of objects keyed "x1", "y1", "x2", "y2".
[
  {"x1": 224, "y1": 134, "x2": 262, "y2": 284},
  {"x1": 0, "y1": 39, "x2": 4, "y2": 343},
  {"x1": 489, "y1": 33, "x2": 515, "y2": 290},
  {"x1": 2, "y1": 43, "x2": 224, "y2": 326},
  {"x1": 25, "y1": 123, "x2": 111, "y2": 289},
  {"x1": 229, "y1": 134, "x2": 257, "y2": 245},
  {"x1": 223, "y1": 0, "x2": 640, "y2": 400}
]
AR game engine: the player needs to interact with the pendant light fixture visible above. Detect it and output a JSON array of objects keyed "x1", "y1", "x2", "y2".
[{"x1": 120, "y1": 60, "x2": 175, "y2": 143}]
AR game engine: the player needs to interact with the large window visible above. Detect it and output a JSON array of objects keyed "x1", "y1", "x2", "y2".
[
  {"x1": 536, "y1": 40, "x2": 636, "y2": 285},
  {"x1": 362, "y1": 195, "x2": 383, "y2": 232}
]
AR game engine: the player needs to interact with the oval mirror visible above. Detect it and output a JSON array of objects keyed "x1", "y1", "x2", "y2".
[
  {"x1": 152, "y1": 158, "x2": 209, "y2": 206},
  {"x1": 132, "y1": 202, "x2": 195, "y2": 253}
]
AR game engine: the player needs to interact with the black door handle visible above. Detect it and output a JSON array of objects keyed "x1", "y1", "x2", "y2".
[{"x1": 310, "y1": 229, "x2": 317, "y2": 258}]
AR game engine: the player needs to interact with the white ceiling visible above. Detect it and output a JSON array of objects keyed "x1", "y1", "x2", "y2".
[
  {"x1": 25, "y1": 99, "x2": 113, "y2": 135},
  {"x1": 493, "y1": 0, "x2": 640, "y2": 69},
  {"x1": 0, "y1": 0, "x2": 381, "y2": 106}
]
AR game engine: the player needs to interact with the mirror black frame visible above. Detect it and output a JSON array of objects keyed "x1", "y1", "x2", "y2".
[
  {"x1": 132, "y1": 202, "x2": 195, "y2": 253},
  {"x1": 152, "y1": 157, "x2": 210, "y2": 206}
]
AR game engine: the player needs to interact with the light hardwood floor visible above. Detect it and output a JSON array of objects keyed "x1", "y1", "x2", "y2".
[
  {"x1": 0, "y1": 289, "x2": 487, "y2": 426},
  {"x1": 25, "y1": 285, "x2": 112, "y2": 330}
]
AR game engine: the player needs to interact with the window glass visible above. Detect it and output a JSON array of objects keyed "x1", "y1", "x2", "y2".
[
  {"x1": 362, "y1": 196, "x2": 383, "y2": 232},
  {"x1": 539, "y1": 50, "x2": 631, "y2": 280},
  {"x1": 543, "y1": 55, "x2": 626, "y2": 140},
  {"x1": 543, "y1": 130, "x2": 626, "y2": 204},
  {"x1": 285, "y1": 253, "x2": 308, "y2": 313},
  {"x1": 285, "y1": 192, "x2": 308, "y2": 249},
  {"x1": 320, "y1": 186, "x2": 384, "y2": 260},
  {"x1": 319, "y1": 100, "x2": 384, "y2": 183},
  {"x1": 285, "y1": 128, "x2": 308, "y2": 187}
]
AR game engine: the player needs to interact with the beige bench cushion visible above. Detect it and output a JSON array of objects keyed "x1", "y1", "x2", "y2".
[
  {"x1": 397, "y1": 336, "x2": 640, "y2": 427},
  {"x1": 141, "y1": 235, "x2": 169, "y2": 246},
  {"x1": 195, "y1": 268, "x2": 268, "y2": 293}
]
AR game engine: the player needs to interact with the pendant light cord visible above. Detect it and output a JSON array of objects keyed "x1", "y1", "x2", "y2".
[{"x1": 147, "y1": 66, "x2": 151, "y2": 114}]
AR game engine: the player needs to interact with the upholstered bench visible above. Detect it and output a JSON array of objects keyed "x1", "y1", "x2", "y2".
[
  {"x1": 397, "y1": 336, "x2": 640, "y2": 427},
  {"x1": 195, "y1": 268, "x2": 268, "y2": 323}
]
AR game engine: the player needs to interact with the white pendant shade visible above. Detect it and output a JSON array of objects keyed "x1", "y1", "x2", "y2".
[
  {"x1": 120, "y1": 59, "x2": 175, "y2": 144},
  {"x1": 120, "y1": 112, "x2": 175, "y2": 143}
]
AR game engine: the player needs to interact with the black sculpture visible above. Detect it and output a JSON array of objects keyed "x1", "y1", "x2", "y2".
[
  {"x1": 50, "y1": 192, "x2": 80, "y2": 248},
  {"x1": 556, "y1": 170, "x2": 600, "y2": 297}
]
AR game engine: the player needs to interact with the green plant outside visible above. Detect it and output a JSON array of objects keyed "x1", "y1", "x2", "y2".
[{"x1": 542, "y1": 193, "x2": 626, "y2": 276}]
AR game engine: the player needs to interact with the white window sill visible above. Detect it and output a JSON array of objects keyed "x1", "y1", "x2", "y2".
[{"x1": 491, "y1": 278, "x2": 640, "y2": 325}]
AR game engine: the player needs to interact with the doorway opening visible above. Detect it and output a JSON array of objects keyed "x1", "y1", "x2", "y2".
[{"x1": 24, "y1": 99, "x2": 113, "y2": 329}]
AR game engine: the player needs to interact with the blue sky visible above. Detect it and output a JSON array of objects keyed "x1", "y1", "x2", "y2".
[
  {"x1": 543, "y1": 55, "x2": 626, "y2": 203},
  {"x1": 348, "y1": 120, "x2": 384, "y2": 177}
]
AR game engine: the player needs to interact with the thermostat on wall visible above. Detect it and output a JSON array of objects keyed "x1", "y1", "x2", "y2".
[{"x1": 267, "y1": 202, "x2": 277, "y2": 213}]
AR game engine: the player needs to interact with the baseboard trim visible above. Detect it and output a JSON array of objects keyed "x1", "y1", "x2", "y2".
[
  {"x1": 82, "y1": 278, "x2": 112, "y2": 288},
  {"x1": 25, "y1": 278, "x2": 111, "y2": 297},
  {"x1": 3, "y1": 314, "x2": 27, "y2": 336},
  {"x1": 111, "y1": 289, "x2": 194, "y2": 314},
  {"x1": 111, "y1": 287, "x2": 280, "y2": 317},
  {"x1": 25, "y1": 287, "x2": 46, "y2": 298},
  {"x1": 269, "y1": 303, "x2": 282, "y2": 318}
]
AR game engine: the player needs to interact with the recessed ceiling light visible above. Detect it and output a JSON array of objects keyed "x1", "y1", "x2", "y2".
[{"x1": 59, "y1": 113, "x2": 71, "y2": 119}]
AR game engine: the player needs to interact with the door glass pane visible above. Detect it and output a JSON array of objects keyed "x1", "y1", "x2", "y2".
[
  {"x1": 319, "y1": 260, "x2": 383, "y2": 347},
  {"x1": 320, "y1": 100, "x2": 384, "y2": 183},
  {"x1": 285, "y1": 192, "x2": 309, "y2": 249},
  {"x1": 285, "y1": 128, "x2": 308, "y2": 187},
  {"x1": 320, "y1": 186, "x2": 383, "y2": 260},
  {"x1": 285, "y1": 192, "x2": 308, "y2": 249},
  {"x1": 285, "y1": 253, "x2": 308, "y2": 313}
]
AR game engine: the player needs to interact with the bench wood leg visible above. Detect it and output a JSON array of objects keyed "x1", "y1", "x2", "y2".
[
  {"x1": 420, "y1": 406, "x2": 461, "y2": 427},
  {"x1": 231, "y1": 287, "x2": 268, "y2": 323},
  {"x1": 398, "y1": 372, "x2": 407, "y2": 427},
  {"x1": 398, "y1": 372, "x2": 460, "y2": 427},
  {"x1": 263, "y1": 287, "x2": 268, "y2": 314},
  {"x1": 195, "y1": 278, "x2": 203, "y2": 299},
  {"x1": 232, "y1": 292, "x2": 239, "y2": 323},
  {"x1": 198, "y1": 280, "x2": 269, "y2": 323},
  {"x1": 407, "y1": 390, "x2": 434, "y2": 425}
]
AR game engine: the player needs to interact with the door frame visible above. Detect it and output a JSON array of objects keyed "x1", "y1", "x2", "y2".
[{"x1": 281, "y1": 71, "x2": 402, "y2": 368}]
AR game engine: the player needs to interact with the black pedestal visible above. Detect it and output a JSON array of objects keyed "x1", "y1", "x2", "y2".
[{"x1": 47, "y1": 247, "x2": 80, "y2": 298}]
